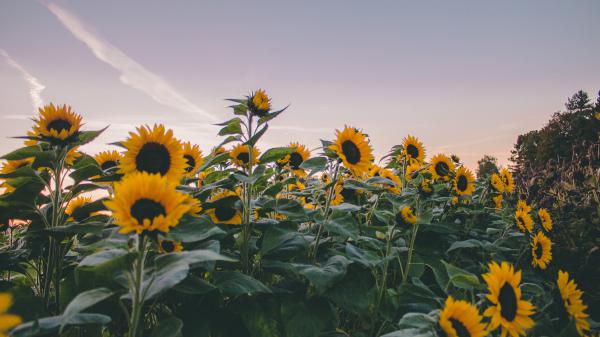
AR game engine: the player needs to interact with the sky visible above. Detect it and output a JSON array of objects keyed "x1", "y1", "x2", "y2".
[{"x1": 1, "y1": 0, "x2": 599, "y2": 169}]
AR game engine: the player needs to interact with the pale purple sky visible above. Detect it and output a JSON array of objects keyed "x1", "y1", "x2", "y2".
[{"x1": 1, "y1": 1, "x2": 599, "y2": 169}]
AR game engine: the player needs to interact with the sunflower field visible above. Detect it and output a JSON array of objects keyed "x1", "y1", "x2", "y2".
[{"x1": 0, "y1": 90, "x2": 597, "y2": 337}]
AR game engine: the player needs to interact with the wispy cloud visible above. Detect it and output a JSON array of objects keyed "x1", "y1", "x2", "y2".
[
  {"x1": 43, "y1": 1, "x2": 218, "y2": 123},
  {"x1": 0, "y1": 49, "x2": 45, "y2": 110}
]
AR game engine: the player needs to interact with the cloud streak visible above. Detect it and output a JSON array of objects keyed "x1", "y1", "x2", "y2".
[
  {"x1": 0, "y1": 49, "x2": 45, "y2": 110},
  {"x1": 44, "y1": 1, "x2": 218, "y2": 123}
]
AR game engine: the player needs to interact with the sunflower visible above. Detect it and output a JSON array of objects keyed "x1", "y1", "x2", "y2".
[
  {"x1": 454, "y1": 167, "x2": 475, "y2": 196},
  {"x1": 230, "y1": 144, "x2": 260, "y2": 168},
  {"x1": 396, "y1": 206, "x2": 417, "y2": 226},
  {"x1": 104, "y1": 172, "x2": 191, "y2": 234},
  {"x1": 278, "y1": 142, "x2": 310, "y2": 176},
  {"x1": 493, "y1": 194, "x2": 503, "y2": 209},
  {"x1": 321, "y1": 173, "x2": 331, "y2": 184},
  {"x1": 401, "y1": 135, "x2": 425, "y2": 164},
  {"x1": 329, "y1": 126, "x2": 374, "y2": 176},
  {"x1": 420, "y1": 179, "x2": 433, "y2": 195},
  {"x1": 452, "y1": 196, "x2": 459, "y2": 206},
  {"x1": 120, "y1": 124, "x2": 186, "y2": 182},
  {"x1": 32, "y1": 103, "x2": 82, "y2": 142},
  {"x1": 404, "y1": 162, "x2": 421, "y2": 181},
  {"x1": 65, "y1": 196, "x2": 96, "y2": 222},
  {"x1": 490, "y1": 174, "x2": 505, "y2": 193},
  {"x1": 95, "y1": 150, "x2": 122, "y2": 171},
  {"x1": 438, "y1": 296, "x2": 488, "y2": 337},
  {"x1": 212, "y1": 146, "x2": 226, "y2": 156},
  {"x1": 1, "y1": 158, "x2": 33, "y2": 193},
  {"x1": 500, "y1": 168, "x2": 514, "y2": 194},
  {"x1": 514, "y1": 210, "x2": 533, "y2": 233},
  {"x1": 482, "y1": 261, "x2": 535, "y2": 337},
  {"x1": 158, "y1": 239, "x2": 183, "y2": 253},
  {"x1": 0, "y1": 293, "x2": 21, "y2": 337},
  {"x1": 538, "y1": 208, "x2": 553, "y2": 232},
  {"x1": 429, "y1": 154, "x2": 455, "y2": 181},
  {"x1": 369, "y1": 165, "x2": 402, "y2": 194},
  {"x1": 330, "y1": 181, "x2": 345, "y2": 206},
  {"x1": 205, "y1": 190, "x2": 242, "y2": 225},
  {"x1": 65, "y1": 147, "x2": 82, "y2": 166},
  {"x1": 248, "y1": 89, "x2": 271, "y2": 117},
  {"x1": 516, "y1": 200, "x2": 531, "y2": 214},
  {"x1": 531, "y1": 231, "x2": 552, "y2": 270},
  {"x1": 182, "y1": 142, "x2": 203, "y2": 177},
  {"x1": 557, "y1": 270, "x2": 590, "y2": 336}
]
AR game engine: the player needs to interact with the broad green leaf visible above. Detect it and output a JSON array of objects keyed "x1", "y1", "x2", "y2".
[
  {"x1": 258, "y1": 147, "x2": 295, "y2": 164},
  {"x1": 323, "y1": 211, "x2": 359, "y2": 239},
  {"x1": 1, "y1": 146, "x2": 41, "y2": 160},
  {"x1": 60, "y1": 288, "x2": 112, "y2": 332},
  {"x1": 167, "y1": 216, "x2": 226, "y2": 243},
  {"x1": 213, "y1": 271, "x2": 271, "y2": 296},
  {"x1": 299, "y1": 156, "x2": 327, "y2": 172},
  {"x1": 442, "y1": 261, "x2": 481, "y2": 290},
  {"x1": 149, "y1": 317, "x2": 183, "y2": 337},
  {"x1": 293, "y1": 255, "x2": 350, "y2": 293}
]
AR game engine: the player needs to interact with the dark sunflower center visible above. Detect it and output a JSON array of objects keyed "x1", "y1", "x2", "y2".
[
  {"x1": 289, "y1": 152, "x2": 304, "y2": 169},
  {"x1": 499, "y1": 282, "x2": 518, "y2": 321},
  {"x1": 215, "y1": 205, "x2": 236, "y2": 221},
  {"x1": 72, "y1": 207, "x2": 91, "y2": 222},
  {"x1": 535, "y1": 243, "x2": 543, "y2": 259},
  {"x1": 101, "y1": 160, "x2": 117, "y2": 171},
  {"x1": 449, "y1": 318, "x2": 471, "y2": 337},
  {"x1": 457, "y1": 175, "x2": 468, "y2": 191},
  {"x1": 184, "y1": 154, "x2": 196, "y2": 172},
  {"x1": 161, "y1": 240, "x2": 175, "y2": 253},
  {"x1": 406, "y1": 144, "x2": 420, "y2": 159},
  {"x1": 341, "y1": 140, "x2": 361, "y2": 164},
  {"x1": 435, "y1": 161, "x2": 450, "y2": 177},
  {"x1": 136, "y1": 142, "x2": 171, "y2": 175},
  {"x1": 130, "y1": 198, "x2": 166, "y2": 224},
  {"x1": 237, "y1": 152, "x2": 249, "y2": 164},
  {"x1": 47, "y1": 118, "x2": 72, "y2": 133},
  {"x1": 341, "y1": 188, "x2": 356, "y2": 201}
]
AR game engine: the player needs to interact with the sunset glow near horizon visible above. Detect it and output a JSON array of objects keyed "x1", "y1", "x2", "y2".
[{"x1": 1, "y1": 1, "x2": 599, "y2": 169}]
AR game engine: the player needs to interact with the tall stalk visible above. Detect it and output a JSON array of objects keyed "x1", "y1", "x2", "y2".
[
  {"x1": 129, "y1": 235, "x2": 148, "y2": 337},
  {"x1": 241, "y1": 115, "x2": 254, "y2": 274},
  {"x1": 402, "y1": 199, "x2": 421, "y2": 284},
  {"x1": 309, "y1": 162, "x2": 340, "y2": 262}
]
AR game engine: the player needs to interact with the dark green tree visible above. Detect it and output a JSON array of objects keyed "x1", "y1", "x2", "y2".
[
  {"x1": 565, "y1": 90, "x2": 591, "y2": 111},
  {"x1": 475, "y1": 154, "x2": 498, "y2": 179}
]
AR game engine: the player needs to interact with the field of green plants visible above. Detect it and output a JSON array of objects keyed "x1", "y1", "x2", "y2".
[{"x1": 0, "y1": 90, "x2": 597, "y2": 337}]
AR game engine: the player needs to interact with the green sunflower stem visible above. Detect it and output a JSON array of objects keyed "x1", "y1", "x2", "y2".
[
  {"x1": 376, "y1": 224, "x2": 396, "y2": 310},
  {"x1": 402, "y1": 199, "x2": 421, "y2": 284},
  {"x1": 241, "y1": 115, "x2": 255, "y2": 274},
  {"x1": 129, "y1": 235, "x2": 148, "y2": 337},
  {"x1": 310, "y1": 162, "x2": 340, "y2": 263}
]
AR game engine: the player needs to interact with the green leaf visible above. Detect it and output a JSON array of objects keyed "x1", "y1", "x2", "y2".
[
  {"x1": 446, "y1": 239, "x2": 486, "y2": 253},
  {"x1": 260, "y1": 224, "x2": 308, "y2": 257},
  {"x1": 12, "y1": 314, "x2": 111, "y2": 337},
  {"x1": 246, "y1": 124, "x2": 268, "y2": 147},
  {"x1": 167, "y1": 216, "x2": 226, "y2": 243},
  {"x1": 262, "y1": 198, "x2": 306, "y2": 218},
  {"x1": 293, "y1": 255, "x2": 350, "y2": 293},
  {"x1": 239, "y1": 300, "x2": 281, "y2": 337},
  {"x1": 442, "y1": 261, "x2": 481, "y2": 290},
  {"x1": 258, "y1": 147, "x2": 295, "y2": 164},
  {"x1": 1, "y1": 146, "x2": 41, "y2": 160},
  {"x1": 213, "y1": 271, "x2": 271, "y2": 296},
  {"x1": 69, "y1": 164, "x2": 103, "y2": 184},
  {"x1": 397, "y1": 312, "x2": 437, "y2": 330},
  {"x1": 217, "y1": 117, "x2": 242, "y2": 136},
  {"x1": 324, "y1": 265, "x2": 376, "y2": 315},
  {"x1": 345, "y1": 243, "x2": 382, "y2": 267},
  {"x1": 280, "y1": 297, "x2": 335, "y2": 337},
  {"x1": 149, "y1": 317, "x2": 183, "y2": 337},
  {"x1": 79, "y1": 249, "x2": 129, "y2": 267},
  {"x1": 60, "y1": 288, "x2": 112, "y2": 332},
  {"x1": 74, "y1": 127, "x2": 108, "y2": 147},
  {"x1": 299, "y1": 156, "x2": 327, "y2": 172},
  {"x1": 323, "y1": 211, "x2": 359, "y2": 239},
  {"x1": 199, "y1": 152, "x2": 230, "y2": 171},
  {"x1": 257, "y1": 105, "x2": 288, "y2": 125},
  {"x1": 381, "y1": 329, "x2": 435, "y2": 337}
]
